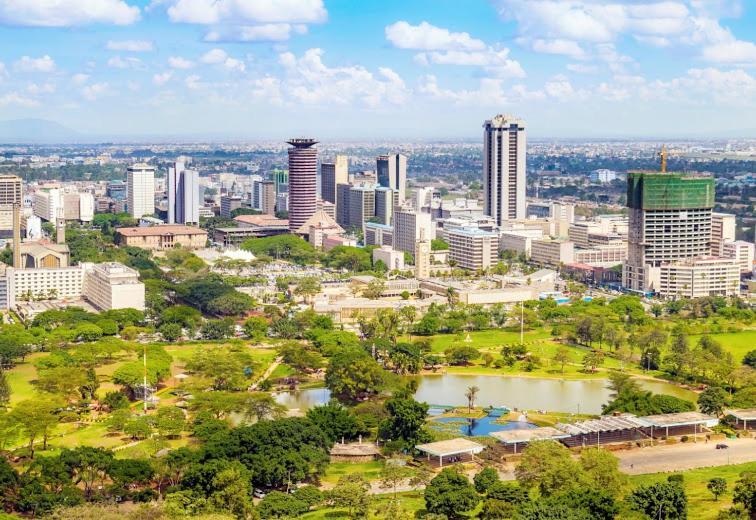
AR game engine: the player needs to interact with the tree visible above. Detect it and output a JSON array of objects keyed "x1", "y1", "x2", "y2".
[
  {"x1": 379, "y1": 463, "x2": 414, "y2": 499},
  {"x1": 607, "y1": 371, "x2": 641, "y2": 398},
  {"x1": 431, "y1": 239, "x2": 449, "y2": 251},
  {"x1": 743, "y1": 350, "x2": 756, "y2": 368},
  {"x1": 708, "y1": 477, "x2": 727, "y2": 501},
  {"x1": 200, "y1": 318, "x2": 234, "y2": 340},
  {"x1": 242, "y1": 393, "x2": 286, "y2": 423},
  {"x1": 158, "y1": 322, "x2": 182, "y2": 342},
  {"x1": 0, "y1": 371, "x2": 11, "y2": 406},
  {"x1": 552, "y1": 347, "x2": 572, "y2": 374},
  {"x1": 733, "y1": 472, "x2": 756, "y2": 514},
  {"x1": 465, "y1": 385, "x2": 480, "y2": 413},
  {"x1": 153, "y1": 406, "x2": 185, "y2": 438},
  {"x1": 515, "y1": 440, "x2": 582, "y2": 497},
  {"x1": 582, "y1": 350, "x2": 605, "y2": 373},
  {"x1": 474, "y1": 467, "x2": 499, "y2": 494},
  {"x1": 378, "y1": 398, "x2": 431, "y2": 450},
  {"x1": 578, "y1": 448, "x2": 626, "y2": 497},
  {"x1": 37, "y1": 367, "x2": 88, "y2": 403},
  {"x1": 258, "y1": 491, "x2": 309, "y2": 519},
  {"x1": 698, "y1": 387, "x2": 728, "y2": 416},
  {"x1": 444, "y1": 345, "x2": 479, "y2": 366},
  {"x1": 9, "y1": 398, "x2": 61, "y2": 458},
  {"x1": 424, "y1": 468, "x2": 479, "y2": 517},
  {"x1": 486, "y1": 481, "x2": 529, "y2": 504},
  {"x1": 306, "y1": 401, "x2": 364, "y2": 443},
  {"x1": 186, "y1": 347, "x2": 256, "y2": 391},
  {"x1": 206, "y1": 291, "x2": 254, "y2": 316},
  {"x1": 243, "y1": 316, "x2": 268, "y2": 341},
  {"x1": 294, "y1": 277, "x2": 322, "y2": 306},
  {"x1": 362, "y1": 279, "x2": 387, "y2": 299},
  {"x1": 627, "y1": 481, "x2": 687, "y2": 520},
  {"x1": 325, "y1": 347, "x2": 387, "y2": 403},
  {"x1": 329, "y1": 474, "x2": 372, "y2": 519}
]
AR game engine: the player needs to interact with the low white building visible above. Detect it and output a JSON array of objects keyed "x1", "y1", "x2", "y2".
[
  {"x1": 530, "y1": 239, "x2": 574, "y2": 267},
  {"x1": 722, "y1": 240, "x2": 755, "y2": 273},
  {"x1": 658, "y1": 257, "x2": 740, "y2": 299},
  {"x1": 82, "y1": 262, "x2": 146, "y2": 311},
  {"x1": 372, "y1": 246, "x2": 405, "y2": 271}
]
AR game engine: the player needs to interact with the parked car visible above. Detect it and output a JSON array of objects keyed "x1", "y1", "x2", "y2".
[{"x1": 716, "y1": 443, "x2": 729, "y2": 450}]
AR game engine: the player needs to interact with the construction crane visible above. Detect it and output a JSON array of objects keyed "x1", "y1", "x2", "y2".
[{"x1": 657, "y1": 145, "x2": 684, "y2": 173}]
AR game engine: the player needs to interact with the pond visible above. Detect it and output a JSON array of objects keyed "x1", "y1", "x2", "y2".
[
  {"x1": 274, "y1": 374, "x2": 696, "y2": 415},
  {"x1": 430, "y1": 416, "x2": 537, "y2": 437}
]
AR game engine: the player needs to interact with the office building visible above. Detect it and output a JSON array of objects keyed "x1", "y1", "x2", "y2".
[
  {"x1": 107, "y1": 180, "x2": 127, "y2": 200},
  {"x1": 321, "y1": 155, "x2": 348, "y2": 205},
  {"x1": 623, "y1": 171, "x2": 715, "y2": 293},
  {"x1": 81, "y1": 262, "x2": 146, "y2": 311},
  {"x1": 348, "y1": 185, "x2": 375, "y2": 231},
  {"x1": 393, "y1": 208, "x2": 434, "y2": 255},
  {"x1": 287, "y1": 139, "x2": 318, "y2": 233},
  {"x1": 531, "y1": 239, "x2": 575, "y2": 267},
  {"x1": 483, "y1": 114, "x2": 526, "y2": 224},
  {"x1": 261, "y1": 180, "x2": 276, "y2": 216},
  {"x1": 127, "y1": 164, "x2": 155, "y2": 218},
  {"x1": 446, "y1": 227, "x2": 498, "y2": 271},
  {"x1": 167, "y1": 161, "x2": 200, "y2": 225},
  {"x1": 0, "y1": 174, "x2": 23, "y2": 238},
  {"x1": 374, "y1": 187, "x2": 395, "y2": 225},
  {"x1": 376, "y1": 154, "x2": 407, "y2": 203},
  {"x1": 373, "y1": 246, "x2": 405, "y2": 271},
  {"x1": 220, "y1": 195, "x2": 243, "y2": 218},
  {"x1": 711, "y1": 212, "x2": 737, "y2": 256},
  {"x1": 658, "y1": 257, "x2": 740, "y2": 299},
  {"x1": 336, "y1": 184, "x2": 352, "y2": 227},
  {"x1": 365, "y1": 222, "x2": 394, "y2": 247},
  {"x1": 33, "y1": 188, "x2": 62, "y2": 223},
  {"x1": 722, "y1": 240, "x2": 755, "y2": 273}
]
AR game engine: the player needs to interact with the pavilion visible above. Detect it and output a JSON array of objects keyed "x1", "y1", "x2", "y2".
[
  {"x1": 642, "y1": 412, "x2": 718, "y2": 438},
  {"x1": 726, "y1": 409, "x2": 756, "y2": 431},
  {"x1": 490, "y1": 427, "x2": 570, "y2": 453},
  {"x1": 415, "y1": 438, "x2": 485, "y2": 467}
]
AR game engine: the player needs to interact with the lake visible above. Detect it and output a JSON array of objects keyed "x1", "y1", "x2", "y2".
[
  {"x1": 274, "y1": 373, "x2": 696, "y2": 415},
  {"x1": 430, "y1": 416, "x2": 537, "y2": 436}
]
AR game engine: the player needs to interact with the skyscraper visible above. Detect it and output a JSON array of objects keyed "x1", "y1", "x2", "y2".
[
  {"x1": 261, "y1": 180, "x2": 276, "y2": 216},
  {"x1": 483, "y1": 114, "x2": 526, "y2": 225},
  {"x1": 287, "y1": 139, "x2": 318, "y2": 233},
  {"x1": 393, "y1": 207, "x2": 434, "y2": 255},
  {"x1": 320, "y1": 155, "x2": 348, "y2": 205},
  {"x1": 127, "y1": 164, "x2": 155, "y2": 219},
  {"x1": 0, "y1": 174, "x2": 22, "y2": 238},
  {"x1": 167, "y1": 161, "x2": 200, "y2": 225},
  {"x1": 376, "y1": 154, "x2": 407, "y2": 203},
  {"x1": 623, "y1": 171, "x2": 715, "y2": 293}
]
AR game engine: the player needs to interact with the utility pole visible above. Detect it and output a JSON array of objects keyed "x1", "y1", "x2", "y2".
[{"x1": 143, "y1": 344, "x2": 148, "y2": 414}]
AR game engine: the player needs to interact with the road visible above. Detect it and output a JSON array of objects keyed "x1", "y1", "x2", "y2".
[{"x1": 362, "y1": 438, "x2": 756, "y2": 494}]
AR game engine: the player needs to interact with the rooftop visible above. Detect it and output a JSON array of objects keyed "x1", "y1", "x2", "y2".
[
  {"x1": 490, "y1": 427, "x2": 569, "y2": 444},
  {"x1": 641, "y1": 411, "x2": 717, "y2": 427},
  {"x1": 415, "y1": 438, "x2": 485, "y2": 457},
  {"x1": 726, "y1": 409, "x2": 756, "y2": 421},
  {"x1": 234, "y1": 214, "x2": 289, "y2": 227},
  {"x1": 287, "y1": 138, "x2": 318, "y2": 147},
  {"x1": 116, "y1": 225, "x2": 207, "y2": 237}
]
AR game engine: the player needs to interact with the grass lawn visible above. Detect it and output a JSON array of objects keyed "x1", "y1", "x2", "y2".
[
  {"x1": 697, "y1": 330, "x2": 756, "y2": 363},
  {"x1": 421, "y1": 329, "x2": 554, "y2": 353},
  {"x1": 320, "y1": 461, "x2": 384, "y2": 486},
  {"x1": 629, "y1": 461, "x2": 756, "y2": 520}
]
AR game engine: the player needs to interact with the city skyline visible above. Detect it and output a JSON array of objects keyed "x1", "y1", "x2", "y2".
[{"x1": 0, "y1": 0, "x2": 754, "y2": 140}]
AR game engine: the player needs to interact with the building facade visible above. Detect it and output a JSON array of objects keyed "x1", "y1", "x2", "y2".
[
  {"x1": 483, "y1": 114, "x2": 526, "y2": 224},
  {"x1": 446, "y1": 227, "x2": 498, "y2": 271},
  {"x1": 82, "y1": 262, "x2": 146, "y2": 311},
  {"x1": 393, "y1": 208, "x2": 434, "y2": 255},
  {"x1": 376, "y1": 154, "x2": 407, "y2": 203},
  {"x1": 116, "y1": 225, "x2": 208, "y2": 250},
  {"x1": 658, "y1": 257, "x2": 740, "y2": 299},
  {"x1": 167, "y1": 162, "x2": 200, "y2": 225},
  {"x1": 127, "y1": 164, "x2": 156, "y2": 219},
  {"x1": 320, "y1": 155, "x2": 348, "y2": 205},
  {"x1": 287, "y1": 139, "x2": 318, "y2": 233}
]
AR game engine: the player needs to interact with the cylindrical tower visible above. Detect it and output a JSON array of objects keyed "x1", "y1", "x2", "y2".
[{"x1": 287, "y1": 138, "x2": 318, "y2": 232}]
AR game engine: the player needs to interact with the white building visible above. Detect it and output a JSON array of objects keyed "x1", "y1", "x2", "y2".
[
  {"x1": 658, "y1": 257, "x2": 740, "y2": 299},
  {"x1": 167, "y1": 161, "x2": 200, "y2": 225},
  {"x1": 711, "y1": 212, "x2": 737, "y2": 255},
  {"x1": 82, "y1": 262, "x2": 146, "y2": 311},
  {"x1": 531, "y1": 239, "x2": 575, "y2": 267},
  {"x1": 33, "y1": 188, "x2": 61, "y2": 223},
  {"x1": 483, "y1": 114, "x2": 526, "y2": 224},
  {"x1": 372, "y1": 246, "x2": 405, "y2": 271},
  {"x1": 722, "y1": 240, "x2": 755, "y2": 273},
  {"x1": 591, "y1": 169, "x2": 617, "y2": 183},
  {"x1": 127, "y1": 164, "x2": 156, "y2": 219},
  {"x1": 393, "y1": 208, "x2": 434, "y2": 255},
  {"x1": 446, "y1": 227, "x2": 498, "y2": 271}
]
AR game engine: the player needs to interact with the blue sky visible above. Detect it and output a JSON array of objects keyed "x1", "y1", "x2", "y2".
[{"x1": 0, "y1": 0, "x2": 755, "y2": 139}]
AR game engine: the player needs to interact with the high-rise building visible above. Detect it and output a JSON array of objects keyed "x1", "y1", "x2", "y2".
[
  {"x1": 0, "y1": 174, "x2": 23, "y2": 239},
  {"x1": 446, "y1": 227, "x2": 498, "y2": 271},
  {"x1": 220, "y1": 195, "x2": 243, "y2": 218},
  {"x1": 321, "y1": 155, "x2": 348, "y2": 205},
  {"x1": 336, "y1": 183, "x2": 351, "y2": 227},
  {"x1": 167, "y1": 162, "x2": 200, "y2": 225},
  {"x1": 287, "y1": 139, "x2": 318, "y2": 233},
  {"x1": 393, "y1": 208, "x2": 434, "y2": 255},
  {"x1": 261, "y1": 180, "x2": 276, "y2": 216},
  {"x1": 33, "y1": 188, "x2": 62, "y2": 223},
  {"x1": 348, "y1": 185, "x2": 376, "y2": 231},
  {"x1": 127, "y1": 164, "x2": 156, "y2": 219},
  {"x1": 483, "y1": 114, "x2": 526, "y2": 224},
  {"x1": 711, "y1": 212, "x2": 737, "y2": 255},
  {"x1": 623, "y1": 171, "x2": 715, "y2": 293},
  {"x1": 374, "y1": 187, "x2": 395, "y2": 225},
  {"x1": 376, "y1": 154, "x2": 407, "y2": 203}
]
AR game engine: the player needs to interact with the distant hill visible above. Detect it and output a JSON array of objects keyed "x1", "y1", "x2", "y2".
[{"x1": 0, "y1": 118, "x2": 81, "y2": 143}]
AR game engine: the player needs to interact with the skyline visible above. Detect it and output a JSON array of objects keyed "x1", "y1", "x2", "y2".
[{"x1": 0, "y1": 0, "x2": 755, "y2": 139}]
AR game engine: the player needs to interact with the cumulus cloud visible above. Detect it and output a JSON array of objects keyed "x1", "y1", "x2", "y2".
[
  {"x1": 0, "y1": 0, "x2": 139, "y2": 27},
  {"x1": 15, "y1": 55, "x2": 55, "y2": 73},
  {"x1": 26, "y1": 82, "x2": 55, "y2": 95},
  {"x1": 567, "y1": 63, "x2": 598, "y2": 73},
  {"x1": 415, "y1": 48, "x2": 526, "y2": 78},
  {"x1": 106, "y1": 39, "x2": 154, "y2": 52},
  {"x1": 199, "y1": 48, "x2": 246, "y2": 71},
  {"x1": 530, "y1": 38, "x2": 586, "y2": 59},
  {"x1": 81, "y1": 82, "x2": 110, "y2": 101},
  {"x1": 107, "y1": 56, "x2": 142, "y2": 69},
  {"x1": 153, "y1": 71, "x2": 173, "y2": 85},
  {"x1": 71, "y1": 73, "x2": 90, "y2": 85},
  {"x1": 204, "y1": 23, "x2": 306, "y2": 42},
  {"x1": 277, "y1": 48, "x2": 408, "y2": 108},
  {"x1": 702, "y1": 40, "x2": 756, "y2": 65},
  {"x1": 158, "y1": 0, "x2": 326, "y2": 24},
  {"x1": 385, "y1": 21, "x2": 486, "y2": 51},
  {"x1": 168, "y1": 56, "x2": 194, "y2": 69},
  {"x1": 0, "y1": 91, "x2": 39, "y2": 107}
]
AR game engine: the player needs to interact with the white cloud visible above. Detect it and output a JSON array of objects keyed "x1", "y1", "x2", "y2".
[
  {"x1": 106, "y1": 39, "x2": 154, "y2": 52},
  {"x1": 185, "y1": 74, "x2": 202, "y2": 89},
  {"x1": 566, "y1": 63, "x2": 597, "y2": 73},
  {"x1": 418, "y1": 75, "x2": 512, "y2": 106},
  {"x1": 0, "y1": 62, "x2": 6, "y2": 78},
  {"x1": 530, "y1": 38, "x2": 586, "y2": 59},
  {"x1": 71, "y1": 73, "x2": 90, "y2": 85},
  {"x1": 416, "y1": 48, "x2": 526, "y2": 78},
  {"x1": 385, "y1": 21, "x2": 486, "y2": 51},
  {"x1": 153, "y1": 71, "x2": 173, "y2": 85},
  {"x1": 81, "y1": 82, "x2": 110, "y2": 101},
  {"x1": 107, "y1": 56, "x2": 142, "y2": 69},
  {"x1": 702, "y1": 40, "x2": 756, "y2": 65},
  {"x1": 160, "y1": 0, "x2": 326, "y2": 24},
  {"x1": 0, "y1": 0, "x2": 139, "y2": 27},
  {"x1": 0, "y1": 91, "x2": 39, "y2": 107},
  {"x1": 200, "y1": 48, "x2": 228, "y2": 64},
  {"x1": 168, "y1": 56, "x2": 194, "y2": 69},
  {"x1": 26, "y1": 82, "x2": 55, "y2": 95},
  {"x1": 15, "y1": 55, "x2": 55, "y2": 73},
  {"x1": 277, "y1": 48, "x2": 408, "y2": 108},
  {"x1": 543, "y1": 74, "x2": 588, "y2": 100},
  {"x1": 204, "y1": 23, "x2": 306, "y2": 42},
  {"x1": 223, "y1": 57, "x2": 246, "y2": 72}
]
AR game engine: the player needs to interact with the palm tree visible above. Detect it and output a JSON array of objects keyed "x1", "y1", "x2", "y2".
[
  {"x1": 446, "y1": 287, "x2": 459, "y2": 308},
  {"x1": 465, "y1": 385, "x2": 480, "y2": 413}
]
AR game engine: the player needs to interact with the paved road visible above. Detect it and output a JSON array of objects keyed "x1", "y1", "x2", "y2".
[{"x1": 616, "y1": 437, "x2": 756, "y2": 475}]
